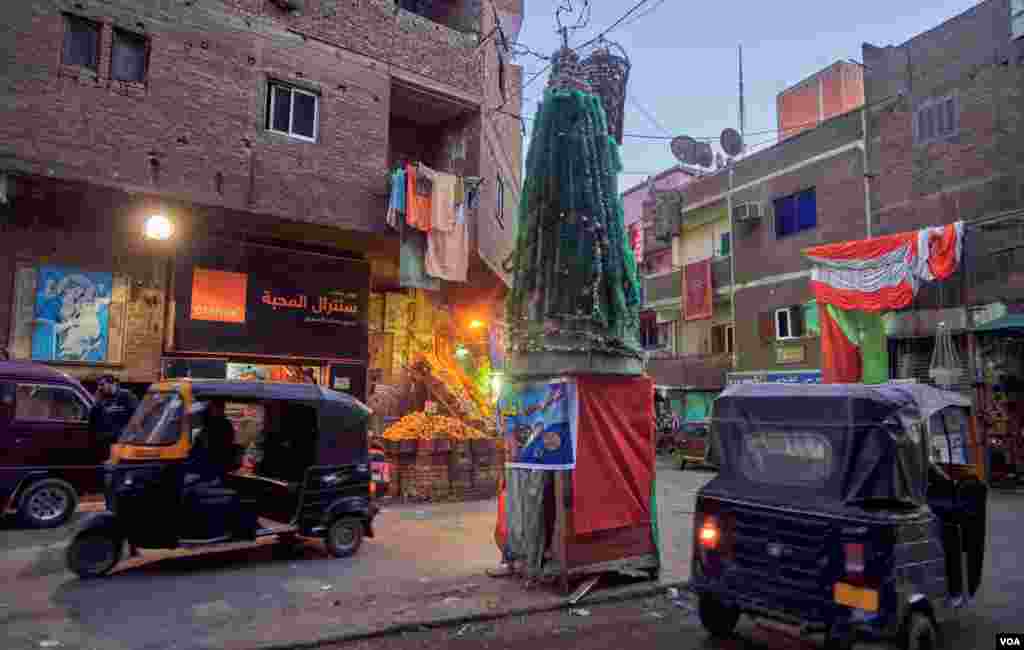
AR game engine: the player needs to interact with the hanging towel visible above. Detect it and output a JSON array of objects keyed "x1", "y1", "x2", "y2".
[
  {"x1": 430, "y1": 170, "x2": 458, "y2": 233},
  {"x1": 399, "y1": 218, "x2": 440, "y2": 291},
  {"x1": 406, "y1": 163, "x2": 434, "y2": 231},
  {"x1": 386, "y1": 167, "x2": 406, "y2": 231},
  {"x1": 425, "y1": 170, "x2": 468, "y2": 282}
]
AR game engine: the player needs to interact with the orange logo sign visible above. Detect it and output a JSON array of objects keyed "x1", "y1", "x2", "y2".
[{"x1": 191, "y1": 268, "x2": 247, "y2": 324}]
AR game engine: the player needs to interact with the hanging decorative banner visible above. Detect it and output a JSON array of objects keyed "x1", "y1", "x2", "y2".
[
  {"x1": 803, "y1": 221, "x2": 964, "y2": 384},
  {"x1": 629, "y1": 222, "x2": 643, "y2": 264},
  {"x1": 497, "y1": 378, "x2": 578, "y2": 470},
  {"x1": 684, "y1": 258, "x2": 713, "y2": 321}
]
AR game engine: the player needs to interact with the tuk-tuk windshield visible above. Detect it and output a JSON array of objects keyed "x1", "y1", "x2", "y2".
[
  {"x1": 119, "y1": 391, "x2": 184, "y2": 446},
  {"x1": 739, "y1": 430, "x2": 834, "y2": 486}
]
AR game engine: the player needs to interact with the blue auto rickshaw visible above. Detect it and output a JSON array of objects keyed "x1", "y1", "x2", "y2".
[{"x1": 690, "y1": 383, "x2": 988, "y2": 649}]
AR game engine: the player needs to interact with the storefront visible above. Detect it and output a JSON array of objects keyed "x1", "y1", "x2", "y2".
[{"x1": 163, "y1": 238, "x2": 371, "y2": 401}]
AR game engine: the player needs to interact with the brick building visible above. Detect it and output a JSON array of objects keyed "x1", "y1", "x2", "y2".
[
  {"x1": 619, "y1": 166, "x2": 700, "y2": 354},
  {"x1": 0, "y1": 0, "x2": 523, "y2": 397},
  {"x1": 777, "y1": 60, "x2": 864, "y2": 141},
  {"x1": 863, "y1": 0, "x2": 1024, "y2": 385},
  {"x1": 645, "y1": 63, "x2": 870, "y2": 397}
]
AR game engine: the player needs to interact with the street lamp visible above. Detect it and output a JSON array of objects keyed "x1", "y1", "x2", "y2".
[
  {"x1": 143, "y1": 214, "x2": 173, "y2": 241},
  {"x1": 469, "y1": 319, "x2": 485, "y2": 330}
]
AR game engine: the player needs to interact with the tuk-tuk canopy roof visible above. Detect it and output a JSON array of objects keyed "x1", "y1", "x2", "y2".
[
  {"x1": 708, "y1": 383, "x2": 967, "y2": 513},
  {"x1": 173, "y1": 380, "x2": 371, "y2": 465}
]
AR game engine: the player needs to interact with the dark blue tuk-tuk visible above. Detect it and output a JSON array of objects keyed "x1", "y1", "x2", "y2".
[{"x1": 691, "y1": 383, "x2": 988, "y2": 650}]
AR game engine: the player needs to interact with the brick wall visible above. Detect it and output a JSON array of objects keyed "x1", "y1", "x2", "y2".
[
  {"x1": 0, "y1": 0, "x2": 505, "y2": 236},
  {"x1": 0, "y1": 184, "x2": 170, "y2": 381},
  {"x1": 733, "y1": 147, "x2": 867, "y2": 283},
  {"x1": 865, "y1": 0, "x2": 1024, "y2": 241},
  {"x1": 734, "y1": 278, "x2": 821, "y2": 373}
]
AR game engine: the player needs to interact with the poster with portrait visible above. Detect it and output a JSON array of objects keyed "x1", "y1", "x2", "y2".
[
  {"x1": 31, "y1": 265, "x2": 113, "y2": 362},
  {"x1": 497, "y1": 378, "x2": 578, "y2": 470}
]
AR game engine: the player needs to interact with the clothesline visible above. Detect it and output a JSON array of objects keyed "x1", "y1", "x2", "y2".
[{"x1": 389, "y1": 161, "x2": 485, "y2": 289}]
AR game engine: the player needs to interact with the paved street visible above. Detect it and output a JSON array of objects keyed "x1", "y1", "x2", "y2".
[{"x1": 0, "y1": 464, "x2": 1021, "y2": 650}]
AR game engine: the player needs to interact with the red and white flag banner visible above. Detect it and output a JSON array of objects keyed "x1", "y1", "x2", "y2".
[{"x1": 804, "y1": 222, "x2": 963, "y2": 312}]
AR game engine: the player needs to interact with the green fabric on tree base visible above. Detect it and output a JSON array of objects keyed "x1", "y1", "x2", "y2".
[{"x1": 505, "y1": 87, "x2": 642, "y2": 360}]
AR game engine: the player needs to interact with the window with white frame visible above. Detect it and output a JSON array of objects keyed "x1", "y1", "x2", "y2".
[
  {"x1": 1013, "y1": 0, "x2": 1024, "y2": 39},
  {"x1": 266, "y1": 82, "x2": 318, "y2": 141},
  {"x1": 774, "y1": 306, "x2": 805, "y2": 341},
  {"x1": 915, "y1": 95, "x2": 958, "y2": 144}
]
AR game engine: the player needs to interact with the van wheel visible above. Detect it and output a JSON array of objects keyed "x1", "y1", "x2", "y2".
[
  {"x1": 325, "y1": 518, "x2": 364, "y2": 558},
  {"x1": 698, "y1": 594, "x2": 740, "y2": 638},
  {"x1": 67, "y1": 532, "x2": 121, "y2": 579},
  {"x1": 19, "y1": 478, "x2": 78, "y2": 529},
  {"x1": 903, "y1": 612, "x2": 937, "y2": 650}
]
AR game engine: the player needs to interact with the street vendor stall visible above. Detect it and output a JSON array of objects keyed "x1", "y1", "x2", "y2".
[
  {"x1": 367, "y1": 350, "x2": 502, "y2": 502},
  {"x1": 972, "y1": 305, "x2": 1024, "y2": 483}
]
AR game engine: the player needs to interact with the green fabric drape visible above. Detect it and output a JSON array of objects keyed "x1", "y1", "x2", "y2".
[{"x1": 825, "y1": 304, "x2": 890, "y2": 385}]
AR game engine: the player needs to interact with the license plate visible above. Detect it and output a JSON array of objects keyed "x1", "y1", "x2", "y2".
[{"x1": 834, "y1": 582, "x2": 879, "y2": 612}]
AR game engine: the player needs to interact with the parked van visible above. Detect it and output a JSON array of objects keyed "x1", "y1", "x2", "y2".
[{"x1": 0, "y1": 361, "x2": 103, "y2": 528}]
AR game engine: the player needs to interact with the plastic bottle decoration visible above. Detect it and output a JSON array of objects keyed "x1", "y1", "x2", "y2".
[{"x1": 503, "y1": 43, "x2": 642, "y2": 375}]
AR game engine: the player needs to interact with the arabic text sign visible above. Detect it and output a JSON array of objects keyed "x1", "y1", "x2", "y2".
[
  {"x1": 727, "y1": 371, "x2": 822, "y2": 385},
  {"x1": 175, "y1": 241, "x2": 370, "y2": 360},
  {"x1": 498, "y1": 379, "x2": 577, "y2": 470}
]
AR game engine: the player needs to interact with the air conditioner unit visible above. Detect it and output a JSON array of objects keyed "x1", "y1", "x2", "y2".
[{"x1": 733, "y1": 202, "x2": 762, "y2": 223}]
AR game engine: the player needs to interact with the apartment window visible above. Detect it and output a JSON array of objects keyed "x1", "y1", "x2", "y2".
[
  {"x1": 1013, "y1": 0, "x2": 1024, "y2": 39},
  {"x1": 915, "y1": 95, "x2": 958, "y2": 144},
  {"x1": 774, "y1": 306, "x2": 805, "y2": 340},
  {"x1": 711, "y1": 323, "x2": 734, "y2": 356},
  {"x1": 656, "y1": 321, "x2": 675, "y2": 350},
  {"x1": 62, "y1": 14, "x2": 100, "y2": 70},
  {"x1": 718, "y1": 232, "x2": 732, "y2": 257},
  {"x1": 496, "y1": 173, "x2": 505, "y2": 229},
  {"x1": 267, "y1": 82, "x2": 318, "y2": 141},
  {"x1": 111, "y1": 29, "x2": 148, "y2": 82},
  {"x1": 774, "y1": 188, "x2": 817, "y2": 238}
]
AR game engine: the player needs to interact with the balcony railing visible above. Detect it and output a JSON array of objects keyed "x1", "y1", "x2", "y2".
[{"x1": 646, "y1": 353, "x2": 733, "y2": 390}]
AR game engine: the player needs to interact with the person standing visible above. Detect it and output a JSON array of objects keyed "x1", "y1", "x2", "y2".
[{"x1": 88, "y1": 374, "x2": 139, "y2": 455}]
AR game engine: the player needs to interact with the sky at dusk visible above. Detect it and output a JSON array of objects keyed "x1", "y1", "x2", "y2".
[{"x1": 512, "y1": 0, "x2": 982, "y2": 194}]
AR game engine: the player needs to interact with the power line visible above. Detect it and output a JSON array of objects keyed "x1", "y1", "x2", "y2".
[
  {"x1": 574, "y1": 0, "x2": 656, "y2": 52},
  {"x1": 520, "y1": 0, "x2": 656, "y2": 95},
  {"x1": 627, "y1": 93, "x2": 672, "y2": 136},
  {"x1": 502, "y1": 88, "x2": 905, "y2": 143}
]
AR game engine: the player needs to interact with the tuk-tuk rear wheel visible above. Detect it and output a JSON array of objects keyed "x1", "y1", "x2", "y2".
[
  {"x1": 698, "y1": 594, "x2": 740, "y2": 638},
  {"x1": 66, "y1": 532, "x2": 121, "y2": 579},
  {"x1": 902, "y1": 612, "x2": 936, "y2": 650},
  {"x1": 326, "y1": 517, "x2": 364, "y2": 558}
]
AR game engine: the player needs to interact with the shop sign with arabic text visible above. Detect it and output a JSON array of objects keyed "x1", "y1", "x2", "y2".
[{"x1": 174, "y1": 240, "x2": 370, "y2": 360}]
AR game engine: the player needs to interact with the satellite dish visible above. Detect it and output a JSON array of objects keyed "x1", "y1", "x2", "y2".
[
  {"x1": 696, "y1": 142, "x2": 714, "y2": 167},
  {"x1": 720, "y1": 128, "x2": 744, "y2": 157},
  {"x1": 670, "y1": 136, "x2": 698, "y2": 165}
]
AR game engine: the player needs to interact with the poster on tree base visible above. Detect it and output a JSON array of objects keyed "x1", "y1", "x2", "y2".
[{"x1": 497, "y1": 378, "x2": 578, "y2": 470}]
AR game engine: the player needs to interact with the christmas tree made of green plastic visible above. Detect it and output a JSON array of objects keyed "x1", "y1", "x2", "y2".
[{"x1": 504, "y1": 46, "x2": 643, "y2": 376}]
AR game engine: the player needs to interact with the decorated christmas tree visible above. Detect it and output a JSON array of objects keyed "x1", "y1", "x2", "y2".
[{"x1": 504, "y1": 45, "x2": 643, "y2": 376}]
